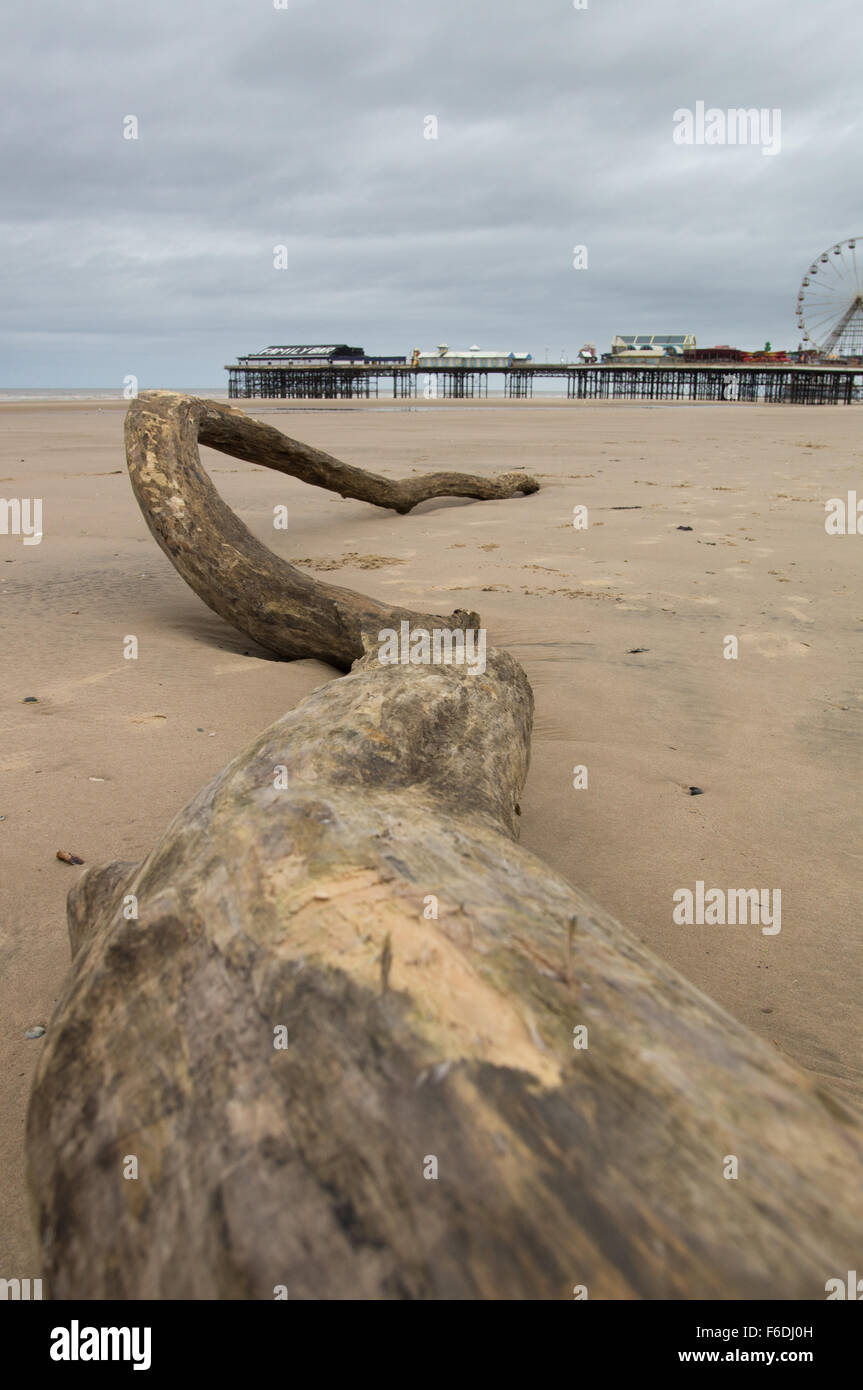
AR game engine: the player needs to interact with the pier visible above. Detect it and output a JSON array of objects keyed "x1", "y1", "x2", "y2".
[{"x1": 225, "y1": 362, "x2": 863, "y2": 405}]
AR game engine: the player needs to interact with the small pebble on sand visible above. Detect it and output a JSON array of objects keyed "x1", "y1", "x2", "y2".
[{"x1": 56, "y1": 849, "x2": 84, "y2": 865}]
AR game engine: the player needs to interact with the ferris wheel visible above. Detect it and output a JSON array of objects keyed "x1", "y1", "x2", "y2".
[{"x1": 796, "y1": 238, "x2": 863, "y2": 357}]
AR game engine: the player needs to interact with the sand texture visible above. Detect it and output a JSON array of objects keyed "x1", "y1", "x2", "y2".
[{"x1": 2, "y1": 397, "x2": 861, "y2": 1278}]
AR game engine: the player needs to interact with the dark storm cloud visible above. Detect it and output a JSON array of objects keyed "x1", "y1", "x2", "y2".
[{"x1": 1, "y1": 0, "x2": 860, "y2": 384}]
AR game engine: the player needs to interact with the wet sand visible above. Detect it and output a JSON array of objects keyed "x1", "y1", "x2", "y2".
[{"x1": 2, "y1": 396, "x2": 861, "y2": 1277}]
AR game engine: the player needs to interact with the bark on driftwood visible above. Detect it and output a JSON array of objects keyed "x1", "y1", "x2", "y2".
[{"x1": 27, "y1": 393, "x2": 863, "y2": 1301}]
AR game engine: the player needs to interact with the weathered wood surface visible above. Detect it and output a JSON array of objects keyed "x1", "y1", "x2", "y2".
[{"x1": 26, "y1": 393, "x2": 863, "y2": 1300}]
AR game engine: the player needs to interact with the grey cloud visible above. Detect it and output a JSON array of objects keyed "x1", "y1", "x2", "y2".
[{"x1": 1, "y1": 0, "x2": 860, "y2": 384}]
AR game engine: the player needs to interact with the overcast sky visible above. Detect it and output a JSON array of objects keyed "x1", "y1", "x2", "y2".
[{"x1": 2, "y1": 0, "x2": 860, "y2": 386}]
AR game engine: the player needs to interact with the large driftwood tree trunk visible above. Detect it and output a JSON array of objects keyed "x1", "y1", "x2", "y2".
[{"x1": 27, "y1": 393, "x2": 863, "y2": 1300}]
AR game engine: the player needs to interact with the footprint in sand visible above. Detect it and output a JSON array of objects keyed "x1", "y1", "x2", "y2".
[
  {"x1": 0, "y1": 754, "x2": 33, "y2": 773},
  {"x1": 293, "y1": 553, "x2": 407, "y2": 572},
  {"x1": 783, "y1": 599, "x2": 815, "y2": 625},
  {"x1": 739, "y1": 633, "x2": 811, "y2": 659}
]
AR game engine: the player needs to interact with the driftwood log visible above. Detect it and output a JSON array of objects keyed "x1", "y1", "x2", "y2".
[
  {"x1": 122, "y1": 391, "x2": 537, "y2": 667},
  {"x1": 27, "y1": 392, "x2": 863, "y2": 1300}
]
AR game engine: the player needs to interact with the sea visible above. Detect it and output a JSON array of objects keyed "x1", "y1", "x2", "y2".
[
  {"x1": 0, "y1": 388, "x2": 227, "y2": 403},
  {"x1": 0, "y1": 386, "x2": 578, "y2": 409}
]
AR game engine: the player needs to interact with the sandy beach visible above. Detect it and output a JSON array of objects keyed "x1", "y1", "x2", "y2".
[{"x1": 2, "y1": 396, "x2": 862, "y2": 1278}]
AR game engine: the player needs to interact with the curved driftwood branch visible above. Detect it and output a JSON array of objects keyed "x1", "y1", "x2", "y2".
[
  {"x1": 194, "y1": 393, "x2": 540, "y2": 514},
  {"x1": 123, "y1": 391, "x2": 537, "y2": 668},
  {"x1": 124, "y1": 391, "x2": 511, "y2": 667},
  {"x1": 26, "y1": 392, "x2": 863, "y2": 1300}
]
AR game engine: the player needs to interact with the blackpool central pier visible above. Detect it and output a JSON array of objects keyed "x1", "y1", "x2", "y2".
[{"x1": 226, "y1": 362, "x2": 863, "y2": 405}]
